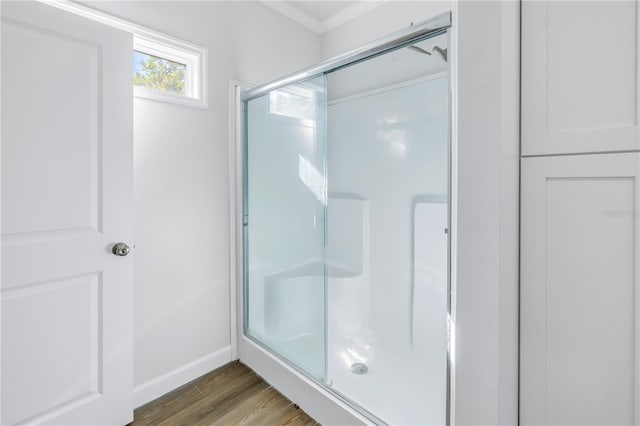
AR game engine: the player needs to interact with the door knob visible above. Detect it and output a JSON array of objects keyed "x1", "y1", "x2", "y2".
[{"x1": 112, "y1": 242, "x2": 131, "y2": 257}]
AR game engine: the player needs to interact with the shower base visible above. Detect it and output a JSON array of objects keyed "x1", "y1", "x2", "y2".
[{"x1": 327, "y1": 333, "x2": 446, "y2": 425}]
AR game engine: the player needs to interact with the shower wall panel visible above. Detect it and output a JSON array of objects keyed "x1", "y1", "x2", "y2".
[{"x1": 325, "y1": 75, "x2": 449, "y2": 425}]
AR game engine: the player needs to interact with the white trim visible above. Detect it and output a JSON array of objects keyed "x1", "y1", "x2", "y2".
[
  {"x1": 498, "y1": 2, "x2": 520, "y2": 424},
  {"x1": 261, "y1": 1, "x2": 322, "y2": 33},
  {"x1": 261, "y1": 1, "x2": 388, "y2": 34},
  {"x1": 40, "y1": 0, "x2": 208, "y2": 108},
  {"x1": 448, "y1": 5, "x2": 459, "y2": 424},
  {"x1": 228, "y1": 81, "x2": 239, "y2": 361},
  {"x1": 133, "y1": 346, "x2": 232, "y2": 408},
  {"x1": 39, "y1": 0, "x2": 200, "y2": 50},
  {"x1": 0, "y1": 0, "x2": 3, "y2": 416},
  {"x1": 133, "y1": 86, "x2": 206, "y2": 109},
  {"x1": 228, "y1": 79, "x2": 254, "y2": 361}
]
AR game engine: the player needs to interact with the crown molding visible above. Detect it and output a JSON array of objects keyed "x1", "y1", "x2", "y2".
[
  {"x1": 319, "y1": 1, "x2": 388, "y2": 33},
  {"x1": 262, "y1": 1, "x2": 388, "y2": 34},
  {"x1": 262, "y1": 1, "x2": 323, "y2": 33}
]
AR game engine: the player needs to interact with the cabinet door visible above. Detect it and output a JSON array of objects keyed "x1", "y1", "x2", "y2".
[
  {"x1": 522, "y1": 1, "x2": 640, "y2": 155},
  {"x1": 521, "y1": 153, "x2": 639, "y2": 425}
]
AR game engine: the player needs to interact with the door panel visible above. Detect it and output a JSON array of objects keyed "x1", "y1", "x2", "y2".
[
  {"x1": 2, "y1": 274, "x2": 102, "y2": 424},
  {"x1": 244, "y1": 76, "x2": 327, "y2": 380},
  {"x1": 1, "y1": 2, "x2": 133, "y2": 424},
  {"x1": 2, "y1": 17, "x2": 101, "y2": 236},
  {"x1": 522, "y1": 1, "x2": 639, "y2": 155},
  {"x1": 521, "y1": 153, "x2": 640, "y2": 425}
]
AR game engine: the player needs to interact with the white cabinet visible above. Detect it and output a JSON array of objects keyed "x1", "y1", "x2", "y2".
[
  {"x1": 521, "y1": 153, "x2": 639, "y2": 425},
  {"x1": 522, "y1": 2, "x2": 640, "y2": 423},
  {"x1": 522, "y1": 1, "x2": 640, "y2": 155}
]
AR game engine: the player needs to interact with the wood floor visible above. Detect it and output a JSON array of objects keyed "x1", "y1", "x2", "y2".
[{"x1": 131, "y1": 361, "x2": 318, "y2": 426}]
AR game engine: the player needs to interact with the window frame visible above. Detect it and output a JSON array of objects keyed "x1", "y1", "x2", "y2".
[{"x1": 133, "y1": 35, "x2": 207, "y2": 108}]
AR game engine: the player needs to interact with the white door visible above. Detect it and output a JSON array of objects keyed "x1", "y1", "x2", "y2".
[
  {"x1": 521, "y1": 153, "x2": 640, "y2": 425},
  {"x1": 1, "y1": 2, "x2": 133, "y2": 425}
]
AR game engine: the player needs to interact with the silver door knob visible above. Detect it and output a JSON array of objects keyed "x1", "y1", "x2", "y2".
[{"x1": 112, "y1": 242, "x2": 130, "y2": 256}]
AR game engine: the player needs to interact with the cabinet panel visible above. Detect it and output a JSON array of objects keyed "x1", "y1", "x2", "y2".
[
  {"x1": 521, "y1": 154, "x2": 639, "y2": 425},
  {"x1": 522, "y1": 1, "x2": 639, "y2": 155}
]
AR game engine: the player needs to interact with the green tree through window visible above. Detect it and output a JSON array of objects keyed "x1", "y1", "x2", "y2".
[{"x1": 133, "y1": 51, "x2": 186, "y2": 96}]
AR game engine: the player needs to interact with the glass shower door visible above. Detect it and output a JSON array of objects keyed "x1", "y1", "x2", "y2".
[{"x1": 244, "y1": 75, "x2": 327, "y2": 379}]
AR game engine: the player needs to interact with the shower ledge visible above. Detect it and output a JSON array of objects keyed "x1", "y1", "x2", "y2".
[{"x1": 264, "y1": 261, "x2": 360, "y2": 281}]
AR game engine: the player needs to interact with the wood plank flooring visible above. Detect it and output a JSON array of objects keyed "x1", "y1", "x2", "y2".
[{"x1": 131, "y1": 361, "x2": 318, "y2": 426}]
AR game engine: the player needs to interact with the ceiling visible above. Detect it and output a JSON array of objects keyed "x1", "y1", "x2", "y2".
[{"x1": 262, "y1": 1, "x2": 387, "y2": 33}]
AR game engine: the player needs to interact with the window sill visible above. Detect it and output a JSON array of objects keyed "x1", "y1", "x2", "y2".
[{"x1": 134, "y1": 86, "x2": 208, "y2": 109}]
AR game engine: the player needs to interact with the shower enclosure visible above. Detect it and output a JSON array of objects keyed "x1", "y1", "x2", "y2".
[{"x1": 241, "y1": 12, "x2": 451, "y2": 425}]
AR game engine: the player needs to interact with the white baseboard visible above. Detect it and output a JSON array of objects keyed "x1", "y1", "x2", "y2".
[{"x1": 133, "y1": 345, "x2": 233, "y2": 408}]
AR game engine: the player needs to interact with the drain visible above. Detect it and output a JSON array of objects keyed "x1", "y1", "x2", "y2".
[{"x1": 350, "y1": 363, "x2": 368, "y2": 375}]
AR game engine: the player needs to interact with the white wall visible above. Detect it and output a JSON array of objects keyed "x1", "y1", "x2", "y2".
[
  {"x1": 321, "y1": 2, "x2": 520, "y2": 425},
  {"x1": 453, "y1": 2, "x2": 520, "y2": 425},
  {"x1": 79, "y1": 0, "x2": 321, "y2": 405}
]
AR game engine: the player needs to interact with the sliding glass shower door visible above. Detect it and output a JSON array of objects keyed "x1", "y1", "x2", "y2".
[
  {"x1": 243, "y1": 14, "x2": 450, "y2": 425},
  {"x1": 244, "y1": 75, "x2": 327, "y2": 379}
]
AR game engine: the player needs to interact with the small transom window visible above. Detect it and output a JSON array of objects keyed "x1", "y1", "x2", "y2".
[
  {"x1": 134, "y1": 51, "x2": 187, "y2": 96},
  {"x1": 133, "y1": 35, "x2": 207, "y2": 108}
]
